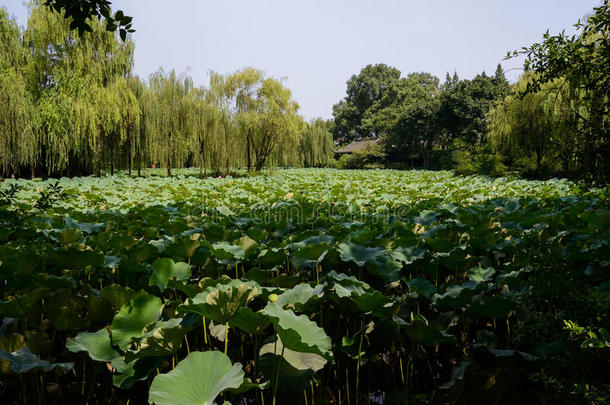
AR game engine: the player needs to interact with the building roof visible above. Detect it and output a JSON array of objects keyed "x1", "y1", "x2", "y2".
[{"x1": 333, "y1": 139, "x2": 378, "y2": 154}]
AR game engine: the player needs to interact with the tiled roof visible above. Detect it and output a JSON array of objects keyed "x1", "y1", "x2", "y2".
[{"x1": 334, "y1": 139, "x2": 378, "y2": 154}]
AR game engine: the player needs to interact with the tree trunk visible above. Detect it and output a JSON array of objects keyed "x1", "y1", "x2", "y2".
[
  {"x1": 128, "y1": 138, "x2": 133, "y2": 176},
  {"x1": 167, "y1": 133, "x2": 172, "y2": 177},
  {"x1": 246, "y1": 132, "x2": 252, "y2": 171},
  {"x1": 200, "y1": 135, "x2": 205, "y2": 179}
]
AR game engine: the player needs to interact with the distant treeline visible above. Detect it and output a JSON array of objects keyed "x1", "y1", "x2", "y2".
[
  {"x1": 331, "y1": 3, "x2": 609, "y2": 183},
  {"x1": 0, "y1": 4, "x2": 334, "y2": 178},
  {"x1": 1, "y1": 2, "x2": 607, "y2": 182}
]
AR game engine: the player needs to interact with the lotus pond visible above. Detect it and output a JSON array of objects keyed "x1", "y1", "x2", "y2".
[{"x1": 0, "y1": 169, "x2": 608, "y2": 404}]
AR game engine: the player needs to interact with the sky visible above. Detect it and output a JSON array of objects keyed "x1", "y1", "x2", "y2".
[{"x1": 1, "y1": 0, "x2": 602, "y2": 120}]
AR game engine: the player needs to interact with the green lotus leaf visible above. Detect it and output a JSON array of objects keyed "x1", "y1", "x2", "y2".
[
  {"x1": 257, "y1": 248, "x2": 286, "y2": 269},
  {"x1": 431, "y1": 281, "x2": 479, "y2": 309},
  {"x1": 259, "y1": 335, "x2": 327, "y2": 392},
  {"x1": 393, "y1": 315, "x2": 456, "y2": 346},
  {"x1": 25, "y1": 331, "x2": 52, "y2": 355},
  {"x1": 237, "y1": 235, "x2": 259, "y2": 257},
  {"x1": 100, "y1": 284, "x2": 145, "y2": 311},
  {"x1": 164, "y1": 237, "x2": 201, "y2": 261},
  {"x1": 390, "y1": 246, "x2": 427, "y2": 265},
  {"x1": 246, "y1": 226, "x2": 267, "y2": 242},
  {"x1": 48, "y1": 248, "x2": 104, "y2": 269},
  {"x1": 414, "y1": 210, "x2": 440, "y2": 226},
  {"x1": 276, "y1": 283, "x2": 324, "y2": 312},
  {"x1": 44, "y1": 305, "x2": 91, "y2": 331},
  {"x1": 262, "y1": 302, "x2": 332, "y2": 359},
  {"x1": 407, "y1": 277, "x2": 437, "y2": 299},
  {"x1": 229, "y1": 307, "x2": 270, "y2": 335},
  {"x1": 32, "y1": 274, "x2": 76, "y2": 290},
  {"x1": 0, "y1": 288, "x2": 50, "y2": 318},
  {"x1": 181, "y1": 279, "x2": 260, "y2": 324},
  {"x1": 0, "y1": 348, "x2": 73, "y2": 374},
  {"x1": 87, "y1": 295, "x2": 115, "y2": 323},
  {"x1": 365, "y1": 255, "x2": 403, "y2": 281},
  {"x1": 127, "y1": 243, "x2": 159, "y2": 263},
  {"x1": 291, "y1": 243, "x2": 329, "y2": 270},
  {"x1": 337, "y1": 242, "x2": 384, "y2": 266},
  {"x1": 148, "y1": 351, "x2": 246, "y2": 405},
  {"x1": 212, "y1": 242, "x2": 245, "y2": 261},
  {"x1": 114, "y1": 356, "x2": 165, "y2": 389},
  {"x1": 433, "y1": 246, "x2": 469, "y2": 271},
  {"x1": 326, "y1": 271, "x2": 372, "y2": 296},
  {"x1": 63, "y1": 216, "x2": 104, "y2": 234},
  {"x1": 167, "y1": 279, "x2": 200, "y2": 298},
  {"x1": 59, "y1": 228, "x2": 83, "y2": 244},
  {"x1": 111, "y1": 294, "x2": 163, "y2": 350},
  {"x1": 467, "y1": 266, "x2": 496, "y2": 282},
  {"x1": 66, "y1": 328, "x2": 127, "y2": 372},
  {"x1": 327, "y1": 271, "x2": 390, "y2": 313},
  {"x1": 149, "y1": 258, "x2": 191, "y2": 292},
  {"x1": 124, "y1": 318, "x2": 187, "y2": 362}
]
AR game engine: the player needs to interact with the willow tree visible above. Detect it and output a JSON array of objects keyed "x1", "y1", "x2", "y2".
[
  {"x1": 96, "y1": 77, "x2": 140, "y2": 175},
  {"x1": 251, "y1": 77, "x2": 301, "y2": 170},
  {"x1": 24, "y1": 3, "x2": 137, "y2": 176},
  {"x1": 224, "y1": 67, "x2": 265, "y2": 171},
  {"x1": 488, "y1": 74, "x2": 572, "y2": 176},
  {"x1": 126, "y1": 76, "x2": 148, "y2": 175},
  {"x1": 148, "y1": 69, "x2": 195, "y2": 176},
  {"x1": 0, "y1": 8, "x2": 35, "y2": 177},
  {"x1": 300, "y1": 119, "x2": 334, "y2": 167},
  {"x1": 514, "y1": 1, "x2": 610, "y2": 182},
  {"x1": 205, "y1": 71, "x2": 247, "y2": 175},
  {"x1": 224, "y1": 68, "x2": 301, "y2": 171}
]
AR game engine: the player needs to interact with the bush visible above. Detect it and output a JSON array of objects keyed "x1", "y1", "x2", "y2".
[
  {"x1": 475, "y1": 151, "x2": 506, "y2": 177},
  {"x1": 452, "y1": 150, "x2": 477, "y2": 175},
  {"x1": 452, "y1": 146, "x2": 506, "y2": 177},
  {"x1": 328, "y1": 154, "x2": 350, "y2": 169},
  {"x1": 336, "y1": 144, "x2": 387, "y2": 169}
]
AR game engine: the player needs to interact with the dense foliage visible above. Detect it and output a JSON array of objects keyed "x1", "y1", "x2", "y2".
[
  {"x1": 332, "y1": 1, "x2": 609, "y2": 184},
  {"x1": 1, "y1": 169, "x2": 608, "y2": 404},
  {"x1": 42, "y1": 0, "x2": 133, "y2": 38},
  {"x1": 507, "y1": 0, "x2": 609, "y2": 183},
  {"x1": 331, "y1": 64, "x2": 510, "y2": 171},
  {"x1": 0, "y1": 4, "x2": 333, "y2": 178}
]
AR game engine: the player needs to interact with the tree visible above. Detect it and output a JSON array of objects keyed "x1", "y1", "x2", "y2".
[
  {"x1": 332, "y1": 64, "x2": 401, "y2": 143},
  {"x1": 438, "y1": 68, "x2": 510, "y2": 152},
  {"x1": 300, "y1": 119, "x2": 334, "y2": 167},
  {"x1": 511, "y1": 0, "x2": 609, "y2": 182},
  {"x1": 0, "y1": 8, "x2": 34, "y2": 176},
  {"x1": 363, "y1": 73, "x2": 441, "y2": 167},
  {"x1": 225, "y1": 68, "x2": 301, "y2": 171},
  {"x1": 0, "y1": 6, "x2": 331, "y2": 178},
  {"x1": 42, "y1": 0, "x2": 133, "y2": 38},
  {"x1": 24, "y1": 2, "x2": 137, "y2": 177},
  {"x1": 488, "y1": 74, "x2": 569, "y2": 176},
  {"x1": 148, "y1": 70, "x2": 195, "y2": 177},
  {"x1": 252, "y1": 77, "x2": 301, "y2": 171},
  {"x1": 225, "y1": 67, "x2": 265, "y2": 171}
]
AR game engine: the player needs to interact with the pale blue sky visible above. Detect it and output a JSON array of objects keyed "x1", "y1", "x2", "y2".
[{"x1": 1, "y1": 0, "x2": 602, "y2": 119}]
